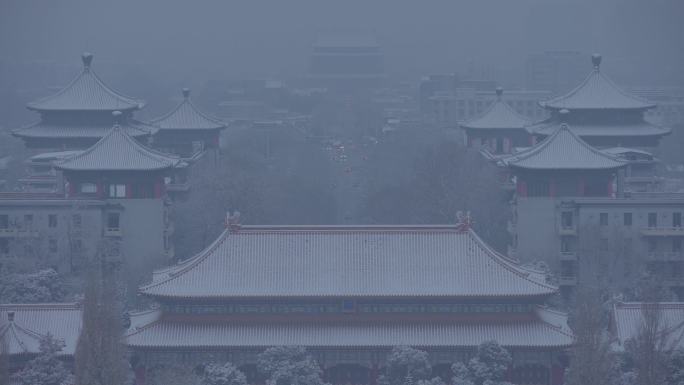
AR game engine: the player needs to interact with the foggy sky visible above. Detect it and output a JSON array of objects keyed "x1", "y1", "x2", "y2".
[{"x1": 1, "y1": 0, "x2": 683, "y2": 87}]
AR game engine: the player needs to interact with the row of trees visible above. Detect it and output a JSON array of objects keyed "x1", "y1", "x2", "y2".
[{"x1": 145, "y1": 343, "x2": 513, "y2": 385}]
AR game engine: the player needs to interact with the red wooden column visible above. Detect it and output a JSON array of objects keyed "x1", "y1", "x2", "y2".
[
  {"x1": 551, "y1": 364, "x2": 564, "y2": 385},
  {"x1": 578, "y1": 177, "x2": 586, "y2": 197},
  {"x1": 370, "y1": 363, "x2": 379, "y2": 385},
  {"x1": 549, "y1": 178, "x2": 557, "y2": 198},
  {"x1": 134, "y1": 365, "x2": 146, "y2": 385},
  {"x1": 517, "y1": 180, "x2": 528, "y2": 197}
]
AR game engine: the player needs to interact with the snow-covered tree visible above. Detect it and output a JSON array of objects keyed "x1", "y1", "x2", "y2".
[
  {"x1": 379, "y1": 346, "x2": 438, "y2": 385},
  {"x1": 451, "y1": 341, "x2": 513, "y2": 385},
  {"x1": 257, "y1": 346, "x2": 325, "y2": 385},
  {"x1": 0, "y1": 268, "x2": 66, "y2": 303},
  {"x1": 12, "y1": 334, "x2": 73, "y2": 385},
  {"x1": 199, "y1": 363, "x2": 247, "y2": 385}
]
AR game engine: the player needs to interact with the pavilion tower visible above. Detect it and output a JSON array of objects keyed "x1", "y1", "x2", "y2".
[
  {"x1": 527, "y1": 54, "x2": 670, "y2": 149},
  {"x1": 13, "y1": 53, "x2": 156, "y2": 150}
]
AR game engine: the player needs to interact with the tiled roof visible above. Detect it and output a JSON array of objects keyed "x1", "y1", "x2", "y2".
[
  {"x1": 612, "y1": 302, "x2": 684, "y2": 350},
  {"x1": 503, "y1": 123, "x2": 627, "y2": 170},
  {"x1": 539, "y1": 55, "x2": 655, "y2": 110},
  {"x1": 27, "y1": 53, "x2": 144, "y2": 112},
  {"x1": 12, "y1": 119, "x2": 155, "y2": 139},
  {"x1": 141, "y1": 225, "x2": 557, "y2": 299},
  {"x1": 527, "y1": 120, "x2": 670, "y2": 138},
  {"x1": 0, "y1": 303, "x2": 82, "y2": 356},
  {"x1": 55, "y1": 122, "x2": 180, "y2": 171},
  {"x1": 461, "y1": 89, "x2": 532, "y2": 130},
  {"x1": 151, "y1": 89, "x2": 226, "y2": 131},
  {"x1": 125, "y1": 307, "x2": 572, "y2": 349}
]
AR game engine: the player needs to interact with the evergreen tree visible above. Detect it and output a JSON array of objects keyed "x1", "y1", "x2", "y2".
[
  {"x1": 74, "y1": 242, "x2": 129, "y2": 385},
  {"x1": 200, "y1": 362, "x2": 247, "y2": 385},
  {"x1": 257, "y1": 346, "x2": 325, "y2": 385},
  {"x1": 12, "y1": 334, "x2": 73, "y2": 385},
  {"x1": 380, "y1": 346, "x2": 440, "y2": 385},
  {"x1": 451, "y1": 341, "x2": 513, "y2": 385}
]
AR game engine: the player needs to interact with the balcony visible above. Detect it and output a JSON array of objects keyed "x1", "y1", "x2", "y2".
[
  {"x1": 640, "y1": 227, "x2": 684, "y2": 236},
  {"x1": 647, "y1": 252, "x2": 684, "y2": 261},
  {"x1": 558, "y1": 225, "x2": 577, "y2": 236},
  {"x1": 559, "y1": 251, "x2": 577, "y2": 261},
  {"x1": 104, "y1": 227, "x2": 122, "y2": 237},
  {"x1": 559, "y1": 275, "x2": 578, "y2": 286},
  {"x1": 0, "y1": 228, "x2": 16, "y2": 237}
]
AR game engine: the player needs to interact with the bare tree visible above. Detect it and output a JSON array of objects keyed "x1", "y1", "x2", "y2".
[
  {"x1": 565, "y1": 288, "x2": 621, "y2": 385},
  {"x1": 74, "y1": 240, "x2": 129, "y2": 385}
]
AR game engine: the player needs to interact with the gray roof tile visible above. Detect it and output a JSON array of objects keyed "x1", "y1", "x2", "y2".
[
  {"x1": 12, "y1": 119, "x2": 155, "y2": 139},
  {"x1": 461, "y1": 90, "x2": 532, "y2": 130},
  {"x1": 151, "y1": 89, "x2": 226, "y2": 131}
]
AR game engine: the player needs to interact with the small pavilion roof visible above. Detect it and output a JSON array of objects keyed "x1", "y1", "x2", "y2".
[
  {"x1": 461, "y1": 88, "x2": 532, "y2": 130},
  {"x1": 27, "y1": 53, "x2": 144, "y2": 112},
  {"x1": 141, "y1": 224, "x2": 557, "y2": 299},
  {"x1": 12, "y1": 119, "x2": 155, "y2": 140},
  {"x1": 0, "y1": 303, "x2": 82, "y2": 356},
  {"x1": 527, "y1": 119, "x2": 670, "y2": 138},
  {"x1": 55, "y1": 114, "x2": 181, "y2": 172},
  {"x1": 539, "y1": 54, "x2": 655, "y2": 110},
  {"x1": 503, "y1": 120, "x2": 628, "y2": 170},
  {"x1": 150, "y1": 88, "x2": 226, "y2": 131},
  {"x1": 612, "y1": 302, "x2": 684, "y2": 351}
]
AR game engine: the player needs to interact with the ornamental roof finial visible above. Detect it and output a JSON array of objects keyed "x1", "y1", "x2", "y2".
[
  {"x1": 591, "y1": 53, "x2": 602, "y2": 71},
  {"x1": 182, "y1": 88, "x2": 191, "y2": 99},
  {"x1": 559, "y1": 109, "x2": 570, "y2": 129},
  {"x1": 226, "y1": 211, "x2": 242, "y2": 233},
  {"x1": 82, "y1": 52, "x2": 94, "y2": 70},
  {"x1": 495, "y1": 87, "x2": 503, "y2": 101},
  {"x1": 112, "y1": 110, "x2": 122, "y2": 128},
  {"x1": 455, "y1": 211, "x2": 474, "y2": 233}
]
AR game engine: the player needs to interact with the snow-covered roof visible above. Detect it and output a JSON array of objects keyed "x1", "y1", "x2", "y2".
[
  {"x1": 125, "y1": 306, "x2": 572, "y2": 349},
  {"x1": 503, "y1": 122, "x2": 627, "y2": 170},
  {"x1": 29, "y1": 150, "x2": 83, "y2": 162},
  {"x1": 13, "y1": 119, "x2": 155, "y2": 140},
  {"x1": 539, "y1": 55, "x2": 655, "y2": 110},
  {"x1": 0, "y1": 303, "x2": 82, "y2": 356},
  {"x1": 612, "y1": 302, "x2": 684, "y2": 350},
  {"x1": 527, "y1": 120, "x2": 670, "y2": 138},
  {"x1": 55, "y1": 119, "x2": 181, "y2": 172},
  {"x1": 141, "y1": 225, "x2": 557, "y2": 299},
  {"x1": 461, "y1": 88, "x2": 532, "y2": 130},
  {"x1": 150, "y1": 88, "x2": 226, "y2": 131},
  {"x1": 27, "y1": 53, "x2": 144, "y2": 112}
]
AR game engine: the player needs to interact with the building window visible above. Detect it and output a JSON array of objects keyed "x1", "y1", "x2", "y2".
[
  {"x1": 72, "y1": 214, "x2": 82, "y2": 228},
  {"x1": 648, "y1": 239, "x2": 657, "y2": 253},
  {"x1": 561, "y1": 211, "x2": 573, "y2": 229},
  {"x1": 648, "y1": 213, "x2": 658, "y2": 228},
  {"x1": 0, "y1": 239, "x2": 8, "y2": 254},
  {"x1": 107, "y1": 213, "x2": 120, "y2": 230},
  {"x1": 80, "y1": 183, "x2": 97, "y2": 194},
  {"x1": 48, "y1": 214, "x2": 58, "y2": 228},
  {"x1": 600, "y1": 213, "x2": 609, "y2": 226},
  {"x1": 0, "y1": 215, "x2": 8, "y2": 229},
  {"x1": 48, "y1": 238, "x2": 58, "y2": 253},
  {"x1": 108, "y1": 184, "x2": 127, "y2": 198},
  {"x1": 72, "y1": 239, "x2": 83, "y2": 253},
  {"x1": 673, "y1": 239, "x2": 682, "y2": 253},
  {"x1": 342, "y1": 300, "x2": 356, "y2": 313},
  {"x1": 24, "y1": 214, "x2": 33, "y2": 228},
  {"x1": 674, "y1": 213, "x2": 682, "y2": 228},
  {"x1": 624, "y1": 212, "x2": 632, "y2": 226}
]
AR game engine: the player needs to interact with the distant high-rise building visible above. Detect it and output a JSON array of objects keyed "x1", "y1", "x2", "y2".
[
  {"x1": 308, "y1": 32, "x2": 385, "y2": 91},
  {"x1": 525, "y1": 51, "x2": 586, "y2": 94}
]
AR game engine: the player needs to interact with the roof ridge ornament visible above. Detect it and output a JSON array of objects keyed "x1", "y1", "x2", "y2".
[
  {"x1": 112, "y1": 110, "x2": 123, "y2": 129},
  {"x1": 226, "y1": 211, "x2": 241, "y2": 233},
  {"x1": 82, "y1": 52, "x2": 94, "y2": 71},
  {"x1": 455, "y1": 211, "x2": 473, "y2": 233},
  {"x1": 495, "y1": 87, "x2": 503, "y2": 101},
  {"x1": 182, "y1": 88, "x2": 191, "y2": 99},
  {"x1": 559, "y1": 109, "x2": 570, "y2": 129},
  {"x1": 591, "y1": 53, "x2": 602, "y2": 71}
]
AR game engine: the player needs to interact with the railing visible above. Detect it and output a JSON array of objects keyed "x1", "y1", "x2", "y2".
[
  {"x1": 647, "y1": 251, "x2": 684, "y2": 260},
  {"x1": 559, "y1": 252, "x2": 577, "y2": 261},
  {"x1": 558, "y1": 225, "x2": 577, "y2": 235},
  {"x1": 641, "y1": 227, "x2": 684, "y2": 236},
  {"x1": 166, "y1": 181, "x2": 191, "y2": 192},
  {"x1": 104, "y1": 227, "x2": 122, "y2": 237},
  {"x1": 0, "y1": 228, "x2": 16, "y2": 236}
]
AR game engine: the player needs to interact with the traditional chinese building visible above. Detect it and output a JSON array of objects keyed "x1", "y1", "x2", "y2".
[
  {"x1": 610, "y1": 302, "x2": 684, "y2": 351},
  {"x1": 527, "y1": 54, "x2": 670, "y2": 149},
  {"x1": 54, "y1": 114, "x2": 181, "y2": 272},
  {"x1": 0, "y1": 303, "x2": 82, "y2": 372},
  {"x1": 12, "y1": 53, "x2": 156, "y2": 150},
  {"x1": 150, "y1": 88, "x2": 226, "y2": 158},
  {"x1": 502, "y1": 119, "x2": 628, "y2": 292},
  {"x1": 462, "y1": 88, "x2": 533, "y2": 155},
  {"x1": 126, "y1": 223, "x2": 573, "y2": 385}
]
